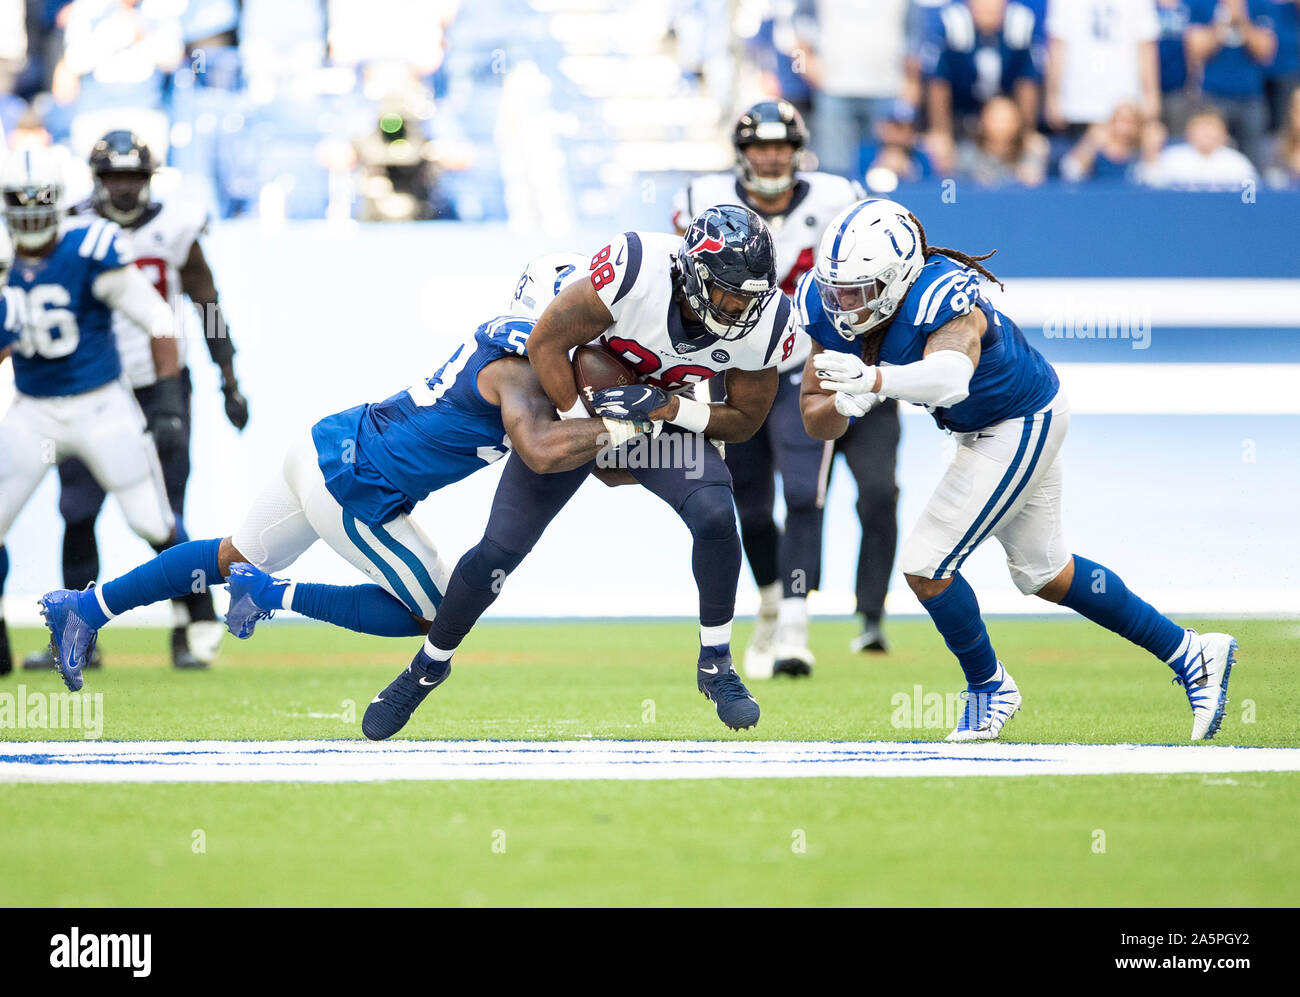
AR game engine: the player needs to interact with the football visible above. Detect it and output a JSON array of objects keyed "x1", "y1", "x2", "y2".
[{"x1": 572, "y1": 343, "x2": 641, "y2": 414}]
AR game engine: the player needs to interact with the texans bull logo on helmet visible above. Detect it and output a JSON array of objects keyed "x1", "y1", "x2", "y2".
[{"x1": 684, "y1": 211, "x2": 727, "y2": 256}]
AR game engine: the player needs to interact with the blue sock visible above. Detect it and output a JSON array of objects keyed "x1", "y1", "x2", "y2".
[
  {"x1": 0, "y1": 544, "x2": 8, "y2": 599},
  {"x1": 920, "y1": 573, "x2": 999, "y2": 686},
  {"x1": 699, "y1": 643, "x2": 730, "y2": 662},
  {"x1": 80, "y1": 538, "x2": 224, "y2": 628},
  {"x1": 1059, "y1": 555, "x2": 1184, "y2": 662},
  {"x1": 291, "y1": 583, "x2": 424, "y2": 637}
]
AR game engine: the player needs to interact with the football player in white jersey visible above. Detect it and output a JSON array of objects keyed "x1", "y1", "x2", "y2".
[
  {"x1": 21, "y1": 131, "x2": 248, "y2": 674},
  {"x1": 673, "y1": 100, "x2": 902, "y2": 679},
  {"x1": 361, "y1": 205, "x2": 794, "y2": 738}
]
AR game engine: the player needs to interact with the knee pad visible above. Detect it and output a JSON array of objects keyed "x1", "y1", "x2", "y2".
[
  {"x1": 1007, "y1": 554, "x2": 1070, "y2": 596},
  {"x1": 679, "y1": 485, "x2": 738, "y2": 542},
  {"x1": 897, "y1": 530, "x2": 945, "y2": 582}
]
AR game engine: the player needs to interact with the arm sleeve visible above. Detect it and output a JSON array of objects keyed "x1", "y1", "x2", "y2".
[
  {"x1": 91, "y1": 265, "x2": 176, "y2": 338},
  {"x1": 876, "y1": 349, "x2": 974, "y2": 408}
]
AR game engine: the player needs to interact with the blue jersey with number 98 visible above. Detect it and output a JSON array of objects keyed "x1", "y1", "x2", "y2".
[
  {"x1": 312, "y1": 316, "x2": 533, "y2": 526},
  {"x1": 0, "y1": 218, "x2": 134, "y2": 397}
]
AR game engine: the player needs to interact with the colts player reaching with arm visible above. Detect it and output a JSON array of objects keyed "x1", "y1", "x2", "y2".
[
  {"x1": 361, "y1": 204, "x2": 791, "y2": 740},
  {"x1": 37, "y1": 254, "x2": 647, "y2": 693},
  {"x1": 796, "y1": 198, "x2": 1237, "y2": 742}
]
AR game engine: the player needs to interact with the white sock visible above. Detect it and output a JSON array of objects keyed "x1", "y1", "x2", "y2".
[
  {"x1": 424, "y1": 636, "x2": 454, "y2": 661},
  {"x1": 777, "y1": 597, "x2": 808, "y2": 633},
  {"x1": 700, "y1": 622, "x2": 732, "y2": 648},
  {"x1": 280, "y1": 581, "x2": 297, "y2": 611},
  {"x1": 757, "y1": 581, "x2": 781, "y2": 616}
]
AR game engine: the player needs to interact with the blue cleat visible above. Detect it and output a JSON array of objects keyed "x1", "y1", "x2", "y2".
[
  {"x1": 946, "y1": 661, "x2": 1021, "y2": 742},
  {"x1": 362, "y1": 647, "x2": 451, "y2": 741},
  {"x1": 224, "y1": 562, "x2": 289, "y2": 639},
  {"x1": 38, "y1": 588, "x2": 100, "y2": 692},
  {"x1": 697, "y1": 646, "x2": 760, "y2": 731}
]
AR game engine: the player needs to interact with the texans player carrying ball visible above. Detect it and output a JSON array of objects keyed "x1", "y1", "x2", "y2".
[
  {"x1": 797, "y1": 197, "x2": 1238, "y2": 742},
  {"x1": 361, "y1": 204, "x2": 793, "y2": 739}
]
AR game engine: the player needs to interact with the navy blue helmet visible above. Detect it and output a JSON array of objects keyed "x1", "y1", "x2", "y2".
[
  {"x1": 674, "y1": 204, "x2": 777, "y2": 341},
  {"x1": 88, "y1": 130, "x2": 156, "y2": 225}
]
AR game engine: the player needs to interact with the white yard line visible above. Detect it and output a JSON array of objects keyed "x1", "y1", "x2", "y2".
[{"x1": 1, "y1": 740, "x2": 1298, "y2": 783}]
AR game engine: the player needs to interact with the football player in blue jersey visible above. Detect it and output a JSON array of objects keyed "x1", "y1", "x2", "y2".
[
  {"x1": 0, "y1": 147, "x2": 183, "y2": 678},
  {"x1": 36, "y1": 253, "x2": 651, "y2": 693},
  {"x1": 796, "y1": 198, "x2": 1237, "y2": 742}
]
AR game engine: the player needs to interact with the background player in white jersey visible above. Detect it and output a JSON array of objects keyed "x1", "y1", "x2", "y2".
[
  {"x1": 364, "y1": 205, "x2": 792, "y2": 739},
  {"x1": 21, "y1": 130, "x2": 250, "y2": 674},
  {"x1": 0, "y1": 147, "x2": 181, "y2": 677},
  {"x1": 673, "y1": 100, "x2": 902, "y2": 679},
  {"x1": 797, "y1": 197, "x2": 1237, "y2": 743}
]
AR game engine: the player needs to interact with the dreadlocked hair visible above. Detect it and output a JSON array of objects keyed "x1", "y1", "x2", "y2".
[
  {"x1": 909, "y1": 212, "x2": 1004, "y2": 291},
  {"x1": 857, "y1": 213, "x2": 1005, "y2": 365}
]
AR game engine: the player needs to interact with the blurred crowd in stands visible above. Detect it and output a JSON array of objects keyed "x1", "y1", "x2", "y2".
[
  {"x1": 1, "y1": 0, "x2": 1297, "y2": 227},
  {"x1": 747, "y1": 0, "x2": 1300, "y2": 190}
]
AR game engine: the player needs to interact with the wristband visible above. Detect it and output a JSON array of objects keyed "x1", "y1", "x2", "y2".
[
  {"x1": 558, "y1": 398, "x2": 587, "y2": 421},
  {"x1": 671, "y1": 395, "x2": 711, "y2": 434}
]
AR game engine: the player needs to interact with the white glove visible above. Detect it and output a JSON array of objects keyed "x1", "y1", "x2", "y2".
[
  {"x1": 813, "y1": 351, "x2": 880, "y2": 396},
  {"x1": 600, "y1": 417, "x2": 662, "y2": 448},
  {"x1": 833, "y1": 391, "x2": 879, "y2": 418}
]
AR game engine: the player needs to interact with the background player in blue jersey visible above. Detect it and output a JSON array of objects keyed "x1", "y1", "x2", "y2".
[
  {"x1": 0, "y1": 147, "x2": 182, "y2": 677},
  {"x1": 796, "y1": 197, "x2": 1238, "y2": 743},
  {"x1": 21, "y1": 130, "x2": 250, "y2": 675},
  {"x1": 36, "y1": 253, "x2": 650, "y2": 693}
]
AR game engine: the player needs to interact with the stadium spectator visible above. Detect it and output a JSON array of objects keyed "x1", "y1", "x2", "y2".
[
  {"x1": 923, "y1": 0, "x2": 1043, "y2": 148},
  {"x1": 1186, "y1": 0, "x2": 1277, "y2": 166},
  {"x1": 51, "y1": 0, "x2": 184, "y2": 158},
  {"x1": 1265, "y1": 84, "x2": 1300, "y2": 182},
  {"x1": 1146, "y1": 104, "x2": 1259, "y2": 185},
  {"x1": 1156, "y1": 1, "x2": 1197, "y2": 134},
  {"x1": 793, "y1": 0, "x2": 911, "y2": 178},
  {"x1": 956, "y1": 92, "x2": 1049, "y2": 184},
  {"x1": 1045, "y1": 0, "x2": 1162, "y2": 132},
  {"x1": 1061, "y1": 101, "x2": 1167, "y2": 181},
  {"x1": 1263, "y1": 0, "x2": 1300, "y2": 130},
  {"x1": 861, "y1": 98, "x2": 934, "y2": 188}
]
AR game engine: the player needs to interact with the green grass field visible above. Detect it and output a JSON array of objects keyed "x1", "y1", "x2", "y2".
[{"x1": 2, "y1": 617, "x2": 1297, "y2": 906}]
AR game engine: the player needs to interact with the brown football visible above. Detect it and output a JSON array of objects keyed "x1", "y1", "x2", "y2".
[{"x1": 572, "y1": 343, "x2": 640, "y2": 414}]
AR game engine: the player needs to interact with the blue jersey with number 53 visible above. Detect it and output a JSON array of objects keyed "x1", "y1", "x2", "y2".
[
  {"x1": 0, "y1": 217, "x2": 133, "y2": 397},
  {"x1": 312, "y1": 316, "x2": 531, "y2": 526},
  {"x1": 795, "y1": 254, "x2": 1058, "y2": 433}
]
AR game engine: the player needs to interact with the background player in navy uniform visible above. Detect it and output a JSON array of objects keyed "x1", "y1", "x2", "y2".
[
  {"x1": 797, "y1": 197, "x2": 1238, "y2": 742},
  {"x1": 0, "y1": 147, "x2": 182, "y2": 677},
  {"x1": 673, "y1": 100, "x2": 903, "y2": 678},
  {"x1": 360, "y1": 205, "x2": 790, "y2": 741},
  {"x1": 21, "y1": 130, "x2": 250, "y2": 674},
  {"x1": 37, "y1": 253, "x2": 650, "y2": 694}
]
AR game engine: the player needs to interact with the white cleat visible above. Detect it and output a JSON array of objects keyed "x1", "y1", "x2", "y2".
[
  {"x1": 945, "y1": 662, "x2": 1021, "y2": 742},
  {"x1": 772, "y1": 639, "x2": 815, "y2": 678},
  {"x1": 743, "y1": 611, "x2": 778, "y2": 679},
  {"x1": 187, "y1": 621, "x2": 225, "y2": 665},
  {"x1": 1169, "y1": 630, "x2": 1238, "y2": 741}
]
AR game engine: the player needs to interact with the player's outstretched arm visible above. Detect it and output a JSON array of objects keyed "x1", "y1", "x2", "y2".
[
  {"x1": 527, "y1": 278, "x2": 614, "y2": 417},
  {"x1": 800, "y1": 340, "x2": 851, "y2": 440},
  {"x1": 483, "y1": 356, "x2": 611, "y2": 475},
  {"x1": 92, "y1": 265, "x2": 180, "y2": 379}
]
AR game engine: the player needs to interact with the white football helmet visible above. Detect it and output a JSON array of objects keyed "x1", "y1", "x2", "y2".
[
  {"x1": 1, "y1": 148, "x2": 65, "y2": 252},
  {"x1": 508, "y1": 251, "x2": 587, "y2": 319},
  {"x1": 813, "y1": 198, "x2": 925, "y2": 340}
]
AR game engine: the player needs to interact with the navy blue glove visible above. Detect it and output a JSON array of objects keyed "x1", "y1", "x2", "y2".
[{"x1": 589, "y1": 384, "x2": 668, "y2": 422}]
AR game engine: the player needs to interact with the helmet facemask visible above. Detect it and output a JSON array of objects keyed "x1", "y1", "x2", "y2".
[
  {"x1": 3, "y1": 182, "x2": 63, "y2": 251},
  {"x1": 737, "y1": 141, "x2": 801, "y2": 198},
  {"x1": 815, "y1": 261, "x2": 906, "y2": 340},
  {"x1": 678, "y1": 251, "x2": 775, "y2": 342},
  {"x1": 93, "y1": 170, "x2": 151, "y2": 226}
]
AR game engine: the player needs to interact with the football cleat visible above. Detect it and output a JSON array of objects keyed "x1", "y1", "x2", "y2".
[
  {"x1": 170, "y1": 626, "x2": 208, "y2": 670},
  {"x1": 850, "y1": 620, "x2": 890, "y2": 654},
  {"x1": 1169, "y1": 630, "x2": 1237, "y2": 741},
  {"x1": 698, "y1": 648, "x2": 760, "y2": 731},
  {"x1": 23, "y1": 645, "x2": 102, "y2": 671},
  {"x1": 772, "y1": 617, "x2": 814, "y2": 677},
  {"x1": 186, "y1": 620, "x2": 225, "y2": 665},
  {"x1": 743, "y1": 610, "x2": 778, "y2": 679},
  {"x1": 224, "y1": 561, "x2": 289, "y2": 639},
  {"x1": 38, "y1": 588, "x2": 101, "y2": 692},
  {"x1": 945, "y1": 662, "x2": 1021, "y2": 742},
  {"x1": 363, "y1": 648, "x2": 452, "y2": 741}
]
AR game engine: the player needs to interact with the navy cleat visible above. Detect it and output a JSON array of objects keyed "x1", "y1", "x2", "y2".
[
  {"x1": 38, "y1": 588, "x2": 100, "y2": 692},
  {"x1": 697, "y1": 646, "x2": 760, "y2": 731},
  {"x1": 362, "y1": 647, "x2": 451, "y2": 741},
  {"x1": 224, "y1": 562, "x2": 289, "y2": 639}
]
